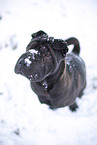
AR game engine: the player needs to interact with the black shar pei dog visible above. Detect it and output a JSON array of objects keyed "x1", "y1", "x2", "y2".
[{"x1": 15, "y1": 30, "x2": 86, "y2": 111}]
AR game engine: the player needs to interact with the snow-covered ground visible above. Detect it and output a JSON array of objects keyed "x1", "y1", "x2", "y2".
[{"x1": 0, "y1": 0, "x2": 97, "y2": 145}]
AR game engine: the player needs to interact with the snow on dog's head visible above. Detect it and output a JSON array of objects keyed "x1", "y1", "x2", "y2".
[{"x1": 14, "y1": 30, "x2": 68, "y2": 82}]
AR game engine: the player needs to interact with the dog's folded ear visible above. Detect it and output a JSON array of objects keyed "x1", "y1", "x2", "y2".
[
  {"x1": 53, "y1": 39, "x2": 68, "y2": 56},
  {"x1": 31, "y1": 30, "x2": 47, "y2": 39}
]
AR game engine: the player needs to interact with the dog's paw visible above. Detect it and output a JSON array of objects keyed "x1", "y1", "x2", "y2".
[{"x1": 69, "y1": 102, "x2": 78, "y2": 112}]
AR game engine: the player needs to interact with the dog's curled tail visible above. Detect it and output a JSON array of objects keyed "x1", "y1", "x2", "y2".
[{"x1": 65, "y1": 37, "x2": 80, "y2": 55}]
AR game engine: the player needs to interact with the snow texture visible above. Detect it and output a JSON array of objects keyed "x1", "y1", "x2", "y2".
[
  {"x1": 25, "y1": 58, "x2": 32, "y2": 67},
  {"x1": 0, "y1": 0, "x2": 97, "y2": 145},
  {"x1": 28, "y1": 49, "x2": 38, "y2": 55}
]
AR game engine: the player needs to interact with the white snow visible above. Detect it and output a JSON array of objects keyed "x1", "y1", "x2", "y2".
[
  {"x1": 25, "y1": 58, "x2": 32, "y2": 66},
  {"x1": 0, "y1": 0, "x2": 97, "y2": 145},
  {"x1": 28, "y1": 49, "x2": 39, "y2": 60},
  {"x1": 28, "y1": 49, "x2": 38, "y2": 55}
]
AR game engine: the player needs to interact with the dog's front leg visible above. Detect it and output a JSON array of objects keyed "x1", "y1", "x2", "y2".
[{"x1": 69, "y1": 102, "x2": 78, "y2": 112}]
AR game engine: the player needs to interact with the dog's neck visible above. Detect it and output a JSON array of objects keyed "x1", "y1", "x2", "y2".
[{"x1": 41, "y1": 60, "x2": 66, "y2": 91}]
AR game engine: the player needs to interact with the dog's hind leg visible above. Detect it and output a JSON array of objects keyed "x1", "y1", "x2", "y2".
[
  {"x1": 78, "y1": 81, "x2": 86, "y2": 98},
  {"x1": 69, "y1": 102, "x2": 78, "y2": 112}
]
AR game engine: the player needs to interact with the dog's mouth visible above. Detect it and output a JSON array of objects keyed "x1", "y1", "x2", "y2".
[{"x1": 15, "y1": 62, "x2": 53, "y2": 82}]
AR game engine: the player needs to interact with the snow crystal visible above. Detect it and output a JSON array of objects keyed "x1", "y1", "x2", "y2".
[
  {"x1": 34, "y1": 74, "x2": 38, "y2": 80},
  {"x1": 25, "y1": 58, "x2": 32, "y2": 66},
  {"x1": 43, "y1": 81, "x2": 48, "y2": 90},
  {"x1": 28, "y1": 49, "x2": 38, "y2": 55},
  {"x1": 29, "y1": 75, "x2": 33, "y2": 81},
  {"x1": 27, "y1": 49, "x2": 39, "y2": 60}
]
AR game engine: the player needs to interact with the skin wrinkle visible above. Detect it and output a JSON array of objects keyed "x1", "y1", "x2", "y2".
[{"x1": 15, "y1": 30, "x2": 86, "y2": 111}]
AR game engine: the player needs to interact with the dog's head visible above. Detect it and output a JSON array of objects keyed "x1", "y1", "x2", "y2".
[{"x1": 15, "y1": 30, "x2": 68, "y2": 82}]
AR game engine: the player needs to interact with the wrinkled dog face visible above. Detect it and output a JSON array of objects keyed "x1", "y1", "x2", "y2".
[
  {"x1": 15, "y1": 30, "x2": 68, "y2": 82},
  {"x1": 15, "y1": 45, "x2": 55, "y2": 82}
]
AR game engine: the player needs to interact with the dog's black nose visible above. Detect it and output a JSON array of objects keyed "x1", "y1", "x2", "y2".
[{"x1": 15, "y1": 58, "x2": 25, "y2": 74}]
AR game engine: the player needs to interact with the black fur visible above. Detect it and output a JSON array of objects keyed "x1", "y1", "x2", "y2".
[{"x1": 15, "y1": 30, "x2": 86, "y2": 111}]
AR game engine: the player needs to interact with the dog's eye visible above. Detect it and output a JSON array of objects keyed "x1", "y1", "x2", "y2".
[{"x1": 61, "y1": 47, "x2": 68, "y2": 57}]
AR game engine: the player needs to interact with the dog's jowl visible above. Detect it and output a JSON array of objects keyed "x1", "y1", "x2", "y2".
[{"x1": 15, "y1": 30, "x2": 86, "y2": 111}]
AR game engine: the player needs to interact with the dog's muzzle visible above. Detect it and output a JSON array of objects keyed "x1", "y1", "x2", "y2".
[{"x1": 14, "y1": 49, "x2": 55, "y2": 82}]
